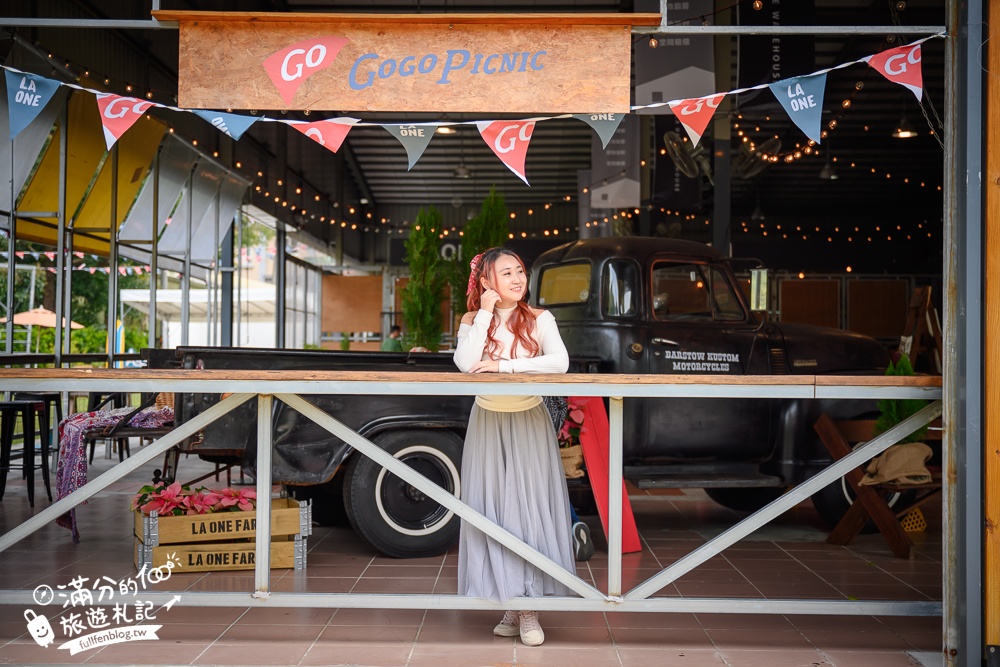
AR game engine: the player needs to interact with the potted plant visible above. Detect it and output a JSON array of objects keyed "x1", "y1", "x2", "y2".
[
  {"x1": 557, "y1": 400, "x2": 587, "y2": 478},
  {"x1": 861, "y1": 352, "x2": 933, "y2": 486},
  {"x1": 873, "y1": 352, "x2": 929, "y2": 444},
  {"x1": 401, "y1": 206, "x2": 447, "y2": 351}
]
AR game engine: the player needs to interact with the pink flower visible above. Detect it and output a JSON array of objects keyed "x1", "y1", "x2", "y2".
[
  {"x1": 568, "y1": 409, "x2": 585, "y2": 425},
  {"x1": 181, "y1": 492, "x2": 212, "y2": 515},
  {"x1": 214, "y1": 488, "x2": 257, "y2": 512},
  {"x1": 140, "y1": 481, "x2": 185, "y2": 516}
]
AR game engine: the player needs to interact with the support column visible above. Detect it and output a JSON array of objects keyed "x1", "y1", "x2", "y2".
[
  {"x1": 220, "y1": 216, "x2": 235, "y2": 347},
  {"x1": 55, "y1": 103, "x2": 68, "y2": 366},
  {"x1": 149, "y1": 150, "x2": 159, "y2": 349},
  {"x1": 5, "y1": 134, "x2": 15, "y2": 354},
  {"x1": 945, "y1": 0, "x2": 984, "y2": 664},
  {"x1": 983, "y1": 0, "x2": 999, "y2": 659},
  {"x1": 275, "y1": 225, "x2": 286, "y2": 348},
  {"x1": 181, "y1": 168, "x2": 193, "y2": 346},
  {"x1": 713, "y1": 117, "x2": 732, "y2": 254},
  {"x1": 107, "y1": 145, "x2": 119, "y2": 367}
]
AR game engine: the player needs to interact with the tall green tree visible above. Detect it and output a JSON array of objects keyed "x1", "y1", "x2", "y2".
[
  {"x1": 448, "y1": 186, "x2": 509, "y2": 314},
  {"x1": 401, "y1": 207, "x2": 446, "y2": 351}
]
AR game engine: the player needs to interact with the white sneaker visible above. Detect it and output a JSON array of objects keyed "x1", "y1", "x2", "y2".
[
  {"x1": 493, "y1": 609, "x2": 519, "y2": 637},
  {"x1": 518, "y1": 611, "x2": 545, "y2": 646}
]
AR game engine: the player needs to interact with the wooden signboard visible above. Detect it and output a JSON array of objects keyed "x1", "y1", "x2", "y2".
[{"x1": 154, "y1": 11, "x2": 659, "y2": 113}]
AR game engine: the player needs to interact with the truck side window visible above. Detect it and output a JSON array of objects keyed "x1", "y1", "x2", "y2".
[
  {"x1": 537, "y1": 261, "x2": 591, "y2": 306},
  {"x1": 651, "y1": 262, "x2": 746, "y2": 322},
  {"x1": 603, "y1": 260, "x2": 638, "y2": 318},
  {"x1": 709, "y1": 267, "x2": 746, "y2": 321}
]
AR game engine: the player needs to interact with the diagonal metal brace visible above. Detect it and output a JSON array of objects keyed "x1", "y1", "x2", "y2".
[
  {"x1": 625, "y1": 400, "x2": 943, "y2": 601},
  {"x1": 276, "y1": 393, "x2": 603, "y2": 601}
]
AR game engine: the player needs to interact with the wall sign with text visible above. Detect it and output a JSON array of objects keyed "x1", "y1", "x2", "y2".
[{"x1": 171, "y1": 17, "x2": 633, "y2": 113}]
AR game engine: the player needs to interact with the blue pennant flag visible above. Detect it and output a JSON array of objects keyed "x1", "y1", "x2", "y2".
[
  {"x1": 769, "y1": 73, "x2": 827, "y2": 144},
  {"x1": 5, "y1": 71, "x2": 61, "y2": 141},
  {"x1": 572, "y1": 113, "x2": 627, "y2": 150},
  {"x1": 381, "y1": 124, "x2": 436, "y2": 170},
  {"x1": 193, "y1": 110, "x2": 259, "y2": 141}
]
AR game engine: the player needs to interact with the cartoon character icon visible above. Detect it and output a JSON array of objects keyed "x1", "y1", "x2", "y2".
[{"x1": 24, "y1": 609, "x2": 55, "y2": 648}]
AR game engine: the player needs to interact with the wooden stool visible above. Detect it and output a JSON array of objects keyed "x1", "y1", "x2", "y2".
[
  {"x1": 0, "y1": 399, "x2": 53, "y2": 507},
  {"x1": 813, "y1": 412, "x2": 942, "y2": 559}
]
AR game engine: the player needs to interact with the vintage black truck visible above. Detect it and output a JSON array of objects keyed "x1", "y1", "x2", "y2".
[{"x1": 163, "y1": 237, "x2": 889, "y2": 558}]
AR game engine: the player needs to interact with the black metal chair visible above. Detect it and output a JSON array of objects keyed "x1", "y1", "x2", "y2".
[
  {"x1": 83, "y1": 393, "x2": 174, "y2": 464},
  {"x1": 0, "y1": 399, "x2": 52, "y2": 507}
]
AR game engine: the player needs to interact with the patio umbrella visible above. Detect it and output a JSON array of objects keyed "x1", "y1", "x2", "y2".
[{"x1": 0, "y1": 307, "x2": 84, "y2": 329}]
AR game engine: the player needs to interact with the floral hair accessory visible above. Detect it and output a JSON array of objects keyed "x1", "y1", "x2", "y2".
[{"x1": 466, "y1": 252, "x2": 484, "y2": 295}]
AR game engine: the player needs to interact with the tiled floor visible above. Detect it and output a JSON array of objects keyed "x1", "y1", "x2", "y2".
[{"x1": 0, "y1": 444, "x2": 943, "y2": 666}]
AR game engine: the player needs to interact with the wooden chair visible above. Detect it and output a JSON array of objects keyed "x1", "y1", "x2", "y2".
[{"x1": 813, "y1": 413, "x2": 943, "y2": 559}]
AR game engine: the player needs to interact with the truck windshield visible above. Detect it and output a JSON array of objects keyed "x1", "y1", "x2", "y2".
[
  {"x1": 537, "y1": 261, "x2": 591, "y2": 306},
  {"x1": 651, "y1": 262, "x2": 745, "y2": 322}
]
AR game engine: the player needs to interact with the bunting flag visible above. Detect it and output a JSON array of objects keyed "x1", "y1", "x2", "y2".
[
  {"x1": 382, "y1": 124, "x2": 437, "y2": 170},
  {"x1": 477, "y1": 120, "x2": 536, "y2": 185},
  {"x1": 5, "y1": 70, "x2": 61, "y2": 141},
  {"x1": 95, "y1": 93, "x2": 154, "y2": 150},
  {"x1": 193, "y1": 110, "x2": 260, "y2": 140},
  {"x1": 667, "y1": 93, "x2": 726, "y2": 147},
  {"x1": 572, "y1": 113, "x2": 627, "y2": 150},
  {"x1": 290, "y1": 117, "x2": 358, "y2": 154},
  {"x1": 769, "y1": 73, "x2": 827, "y2": 144},
  {"x1": 866, "y1": 44, "x2": 923, "y2": 102},
  {"x1": 0, "y1": 34, "x2": 942, "y2": 187},
  {"x1": 262, "y1": 36, "x2": 351, "y2": 106}
]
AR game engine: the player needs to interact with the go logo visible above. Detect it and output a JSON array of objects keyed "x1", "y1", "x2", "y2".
[{"x1": 263, "y1": 36, "x2": 351, "y2": 106}]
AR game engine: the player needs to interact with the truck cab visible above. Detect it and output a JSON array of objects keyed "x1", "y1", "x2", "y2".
[{"x1": 529, "y1": 238, "x2": 889, "y2": 509}]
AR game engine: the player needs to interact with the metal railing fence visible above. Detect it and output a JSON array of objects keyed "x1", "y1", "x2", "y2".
[{"x1": 0, "y1": 370, "x2": 943, "y2": 619}]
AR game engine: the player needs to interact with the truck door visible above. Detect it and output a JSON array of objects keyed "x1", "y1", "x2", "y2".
[{"x1": 645, "y1": 260, "x2": 773, "y2": 461}]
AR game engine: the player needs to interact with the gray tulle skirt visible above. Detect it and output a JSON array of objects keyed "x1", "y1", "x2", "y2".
[{"x1": 457, "y1": 402, "x2": 576, "y2": 601}]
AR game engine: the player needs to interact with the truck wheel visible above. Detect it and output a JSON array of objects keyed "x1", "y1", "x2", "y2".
[
  {"x1": 343, "y1": 429, "x2": 463, "y2": 558},
  {"x1": 811, "y1": 479, "x2": 915, "y2": 532},
  {"x1": 705, "y1": 487, "x2": 787, "y2": 513}
]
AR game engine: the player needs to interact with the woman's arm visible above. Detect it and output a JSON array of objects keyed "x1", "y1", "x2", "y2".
[
  {"x1": 499, "y1": 311, "x2": 569, "y2": 374},
  {"x1": 453, "y1": 309, "x2": 494, "y2": 372}
]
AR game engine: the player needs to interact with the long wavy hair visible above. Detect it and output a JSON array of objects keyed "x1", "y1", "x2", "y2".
[{"x1": 466, "y1": 247, "x2": 539, "y2": 360}]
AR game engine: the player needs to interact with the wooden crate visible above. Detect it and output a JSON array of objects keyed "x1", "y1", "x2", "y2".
[
  {"x1": 135, "y1": 534, "x2": 307, "y2": 572},
  {"x1": 133, "y1": 497, "x2": 311, "y2": 546}
]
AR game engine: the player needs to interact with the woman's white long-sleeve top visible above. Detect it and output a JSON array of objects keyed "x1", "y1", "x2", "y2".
[{"x1": 453, "y1": 306, "x2": 569, "y2": 412}]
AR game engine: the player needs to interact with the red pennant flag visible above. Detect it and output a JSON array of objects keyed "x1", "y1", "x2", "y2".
[
  {"x1": 44, "y1": 251, "x2": 55, "y2": 261},
  {"x1": 867, "y1": 44, "x2": 923, "y2": 102},
  {"x1": 290, "y1": 118, "x2": 357, "y2": 154},
  {"x1": 95, "y1": 93, "x2": 153, "y2": 150},
  {"x1": 88, "y1": 267, "x2": 96, "y2": 274},
  {"x1": 477, "y1": 121, "x2": 536, "y2": 185},
  {"x1": 668, "y1": 93, "x2": 725, "y2": 147},
  {"x1": 262, "y1": 36, "x2": 351, "y2": 106}
]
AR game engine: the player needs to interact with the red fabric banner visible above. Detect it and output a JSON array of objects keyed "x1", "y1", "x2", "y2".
[
  {"x1": 290, "y1": 118, "x2": 357, "y2": 154},
  {"x1": 477, "y1": 120, "x2": 536, "y2": 185},
  {"x1": 668, "y1": 93, "x2": 725, "y2": 147},
  {"x1": 95, "y1": 93, "x2": 153, "y2": 150},
  {"x1": 867, "y1": 44, "x2": 923, "y2": 102}
]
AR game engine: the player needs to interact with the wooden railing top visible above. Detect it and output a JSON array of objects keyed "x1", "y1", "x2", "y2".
[{"x1": 0, "y1": 367, "x2": 943, "y2": 387}]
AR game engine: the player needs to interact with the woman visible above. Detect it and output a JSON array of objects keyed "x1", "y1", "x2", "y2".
[{"x1": 453, "y1": 247, "x2": 574, "y2": 647}]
